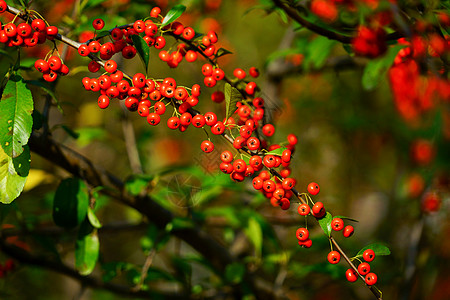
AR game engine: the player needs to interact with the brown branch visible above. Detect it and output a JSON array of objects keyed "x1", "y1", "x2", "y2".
[
  {"x1": 271, "y1": 0, "x2": 403, "y2": 43},
  {"x1": 0, "y1": 238, "x2": 186, "y2": 299}
]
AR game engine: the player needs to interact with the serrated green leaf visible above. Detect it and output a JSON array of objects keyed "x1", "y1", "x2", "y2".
[
  {"x1": 215, "y1": 48, "x2": 233, "y2": 58},
  {"x1": 265, "y1": 146, "x2": 288, "y2": 156},
  {"x1": 75, "y1": 221, "x2": 99, "y2": 275},
  {"x1": 161, "y1": 5, "x2": 186, "y2": 27},
  {"x1": 356, "y1": 243, "x2": 391, "y2": 258},
  {"x1": 318, "y1": 212, "x2": 332, "y2": 237},
  {"x1": 0, "y1": 146, "x2": 28, "y2": 204},
  {"x1": 333, "y1": 215, "x2": 359, "y2": 222},
  {"x1": 87, "y1": 207, "x2": 102, "y2": 228},
  {"x1": 130, "y1": 35, "x2": 150, "y2": 74},
  {"x1": 0, "y1": 75, "x2": 34, "y2": 158},
  {"x1": 362, "y1": 44, "x2": 405, "y2": 90},
  {"x1": 53, "y1": 177, "x2": 89, "y2": 228},
  {"x1": 224, "y1": 83, "x2": 242, "y2": 122}
]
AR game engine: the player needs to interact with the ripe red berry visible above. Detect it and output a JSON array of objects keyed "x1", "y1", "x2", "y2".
[
  {"x1": 97, "y1": 95, "x2": 110, "y2": 109},
  {"x1": 17, "y1": 23, "x2": 32, "y2": 37},
  {"x1": 78, "y1": 44, "x2": 90, "y2": 56},
  {"x1": 358, "y1": 262, "x2": 370, "y2": 276},
  {"x1": 48, "y1": 56, "x2": 62, "y2": 71},
  {"x1": 365, "y1": 273, "x2": 377, "y2": 286},
  {"x1": 298, "y1": 238, "x2": 312, "y2": 248},
  {"x1": 167, "y1": 116, "x2": 180, "y2": 129},
  {"x1": 182, "y1": 27, "x2": 195, "y2": 40},
  {"x1": 104, "y1": 60, "x2": 117, "y2": 73},
  {"x1": 93, "y1": 18, "x2": 105, "y2": 30},
  {"x1": 220, "y1": 162, "x2": 233, "y2": 174},
  {"x1": 0, "y1": 0, "x2": 7, "y2": 13},
  {"x1": 281, "y1": 178, "x2": 295, "y2": 190},
  {"x1": 298, "y1": 204, "x2": 310, "y2": 216},
  {"x1": 263, "y1": 155, "x2": 276, "y2": 168},
  {"x1": 331, "y1": 218, "x2": 344, "y2": 231},
  {"x1": 249, "y1": 67, "x2": 259, "y2": 78},
  {"x1": 262, "y1": 124, "x2": 275, "y2": 137},
  {"x1": 247, "y1": 137, "x2": 260, "y2": 151},
  {"x1": 233, "y1": 68, "x2": 246, "y2": 79},
  {"x1": 233, "y1": 159, "x2": 247, "y2": 173},
  {"x1": 88, "y1": 60, "x2": 101, "y2": 73},
  {"x1": 307, "y1": 182, "x2": 320, "y2": 195},
  {"x1": 280, "y1": 198, "x2": 290, "y2": 210},
  {"x1": 312, "y1": 202, "x2": 326, "y2": 218},
  {"x1": 147, "y1": 113, "x2": 161, "y2": 126},
  {"x1": 211, "y1": 121, "x2": 225, "y2": 135},
  {"x1": 263, "y1": 179, "x2": 276, "y2": 193},
  {"x1": 363, "y1": 249, "x2": 375, "y2": 262},
  {"x1": 46, "y1": 25, "x2": 58, "y2": 38},
  {"x1": 327, "y1": 251, "x2": 341, "y2": 264},
  {"x1": 150, "y1": 6, "x2": 161, "y2": 18},
  {"x1": 345, "y1": 268, "x2": 358, "y2": 282},
  {"x1": 34, "y1": 59, "x2": 49, "y2": 73},
  {"x1": 295, "y1": 227, "x2": 309, "y2": 241},
  {"x1": 252, "y1": 176, "x2": 263, "y2": 190},
  {"x1": 201, "y1": 140, "x2": 214, "y2": 153},
  {"x1": 343, "y1": 225, "x2": 354, "y2": 238}
]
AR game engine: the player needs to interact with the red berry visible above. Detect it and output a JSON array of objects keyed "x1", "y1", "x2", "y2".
[
  {"x1": 233, "y1": 68, "x2": 246, "y2": 79},
  {"x1": 93, "y1": 18, "x2": 105, "y2": 30},
  {"x1": 167, "y1": 116, "x2": 180, "y2": 129},
  {"x1": 298, "y1": 204, "x2": 310, "y2": 216},
  {"x1": 201, "y1": 140, "x2": 214, "y2": 153},
  {"x1": 249, "y1": 155, "x2": 263, "y2": 171},
  {"x1": 280, "y1": 198, "x2": 290, "y2": 210},
  {"x1": 358, "y1": 263, "x2": 370, "y2": 276},
  {"x1": 220, "y1": 150, "x2": 233, "y2": 163},
  {"x1": 97, "y1": 95, "x2": 110, "y2": 109},
  {"x1": 327, "y1": 251, "x2": 341, "y2": 264},
  {"x1": 48, "y1": 56, "x2": 62, "y2": 71},
  {"x1": 88, "y1": 60, "x2": 101, "y2": 73},
  {"x1": 307, "y1": 182, "x2": 320, "y2": 195},
  {"x1": 331, "y1": 218, "x2": 344, "y2": 231},
  {"x1": 211, "y1": 121, "x2": 225, "y2": 135},
  {"x1": 252, "y1": 176, "x2": 263, "y2": 190},
  {"x1": 104, "y1": 60, "x2": 117, "y2": 73},
  {"x1": 249, "y1": 67, "x2": 259, "y2": 78},
  {"x1": 365, "y1": 273, "x2": 377, "y2": 286},
  {"x1": 262, "y1": 124, "x2": 275, "y2": 137},
  {"x1": 220, "y1": 162, "x2": 233, "y2": 174},
  {"x1": 363, "y1": 249, "x2": 375, "y2": 262},
  {"x1": 182, "y1": 27, "x2": 195, "y2": 40},
  {"x1": 298, "y1": 238, "x2": 312, "y2": 248},
  {"x1": 312, "y1": 202, "x2": 326, "y2": 218},
  {"x1": 247, "y1": 137, "x2": 260, "y2": 151},
  {"x1": 147, "y1": 113, "x2": 161, "y2": 126},
  {"x1": 263, "y1": 179, "x2": 276, "y2": 193},
  {"x1": 46, "y1": 26, "x2": 58, "y2": 38},
  {"x1": 346, "y1": 268, "x2": 358, "y2": 282},
  {"x1": 233, "y1": 159, "x2": 247, "y2": 173},
  {"x1": 0, "y1": 0, "x2": 7, "y2": 13},
  {"x1": 150, "y1": 6, "x2": 161, "y2": 18},
  {"x1": 282, "y1": 178, "x2": 295, "y2": 190},
  {"x1": 211, "y1": 91, "x2": 225, "y2": 103},
  {"x1": 263, "y1": 155, "x2": 276, "y2": 168},
  {"x1": 34, "y1": 59, "x2": 49, "y2": 73},
  {"x1": 296, "y1": 227, "x2": 309, "y2": 241},
  {"x1": 343, "y1": 225, "x2": 354, "y2": 238}
]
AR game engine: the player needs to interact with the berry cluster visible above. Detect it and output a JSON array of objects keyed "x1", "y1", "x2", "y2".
[
  {"x1": 0, "y1": 3, "x2": 70, "y2": 82},
  {"x1": 345, "y1": 249, "x2": 378, "y2": 286}
]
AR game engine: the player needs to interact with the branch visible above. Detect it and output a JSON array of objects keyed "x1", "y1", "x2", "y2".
[
  {"x1": 0, "y1": 238, "x2": 186, "y2": 299},
  {"x1": 271, "y1": 0, "x2": 403, "y2": 43}
]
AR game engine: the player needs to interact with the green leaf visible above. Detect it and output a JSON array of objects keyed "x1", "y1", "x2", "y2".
[
  {"x1": 95, "y1": 30, "x2": 111, "y2": 40},
  {"x1": 0, "y1": 75, "x2": 34, "y2": 158},
  {"x1": 87, "y1": 207, "x2": 102, "y2": 228},
  {"x1": 244, "y1": 218, "x2": 263, "y2": 257},
  {"x1": 53, "y1": 177, "x2": 89, "y2": 228},
  {"x1": 0, "y1": 146, "x2": 28, "y2": 204},
  {"x1": 333, "y1": 215, "x2": 359, "y2": 222},
  {"x1": 265, "y1": 146, "x2": 288, "y2": 156},
  {"x1": 318, "y1": 212, "x2": 332, "y2": 237},
  {"x1": 161, "y1": 5, "x2": 186, "y2": 27},
  {"x1": 356, "y1": 243, "x2": 391, "y2": 258},
  {"x1": 224, "y1": 83, "x2": 243, "y2": 122},
  {"x1": 225, "y1": 262, "x2": 245, "y2": 284},
  {"x1": 361, "y1": 44, "x2": 405, "y2": 90},
  {"x1": 75, "y1": 221, "x2": 99, "y2": 275},
  {"x1": 303, "y1": 36, "x2": 336, "y2": 70},
  {"x1": 125, "y1": 174, "x2": 153, "y2": 196},
  {"x1": 215, "y1": 48, "x2": 233, "y2": 58},
  {"x1": 130, "y1": 35, "x2": 150, "y2": 74}
]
